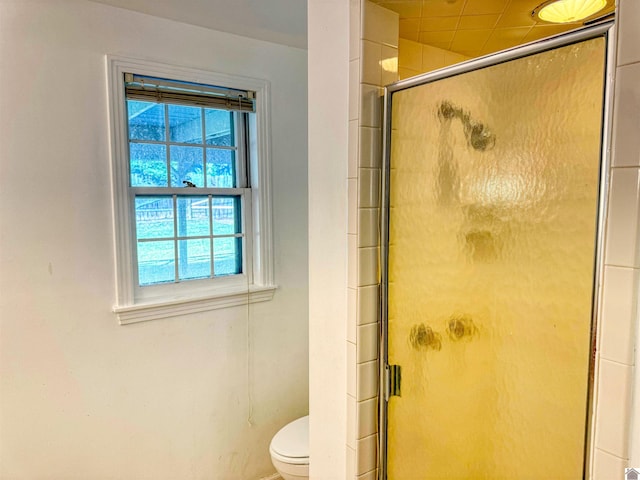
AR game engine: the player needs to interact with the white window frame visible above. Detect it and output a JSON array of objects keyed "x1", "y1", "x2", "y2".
[{"x1": 106, "y1": 56, "x2": 275, "y2": 325}]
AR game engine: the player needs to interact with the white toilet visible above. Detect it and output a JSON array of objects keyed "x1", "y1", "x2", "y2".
[{"x1": 269, "y1": 415, "x2": 309, "y2": 480}]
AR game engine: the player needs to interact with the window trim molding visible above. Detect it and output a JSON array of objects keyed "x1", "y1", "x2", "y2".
[{"x1": 106, "y1": 55, "x2": 275, "y2": 324}]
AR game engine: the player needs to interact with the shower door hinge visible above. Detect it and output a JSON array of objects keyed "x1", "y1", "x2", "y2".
[{"x1": 385, "y1": 364, "x2": 402, "y2": 400}]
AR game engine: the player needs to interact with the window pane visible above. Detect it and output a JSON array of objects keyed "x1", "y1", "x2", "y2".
[
  {"x1": 206, "y1": 149, "x2": 236, "y2": 187},
  {"x1": 177, "y1": 196, "x2": 210, "y2": 237},
  {"x1": 178, "y1": 239, "x2": 211, "y2": 280},
  {"x1": 130, "y1": 143, "x2": 167, "y2": 187},
  {"x1": 170, "y1": 146, "x2": 204, "y2": 187},
  {"x1": 168, "y1": 105, "x2": 202, "y2": 144},
  {"x1": 205, "y1": 109, "x2": 234, "y2": 146},
  {"x1": 213, "y1": 196, "x2": 241, "y2": 235},
  {"x1": 135, "y1": 197, "x2": 174, "y2": 239},
  {"x1": 214, "y1": 237, "x2": 242, "y2": 276},
  {"x1": 137, "y1": 240, "x2": 175, "y2": 285},
  {"x1": 128, "y1": 101, "x2": 165, "y2": 141}
]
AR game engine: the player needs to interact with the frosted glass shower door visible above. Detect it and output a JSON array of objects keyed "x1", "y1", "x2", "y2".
[{"x1": 385, "y1": 36, "x2": 607, "y2": 480}]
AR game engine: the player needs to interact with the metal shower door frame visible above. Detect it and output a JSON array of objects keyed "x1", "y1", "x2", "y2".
[{"x1": 379, "y1": 20, "x2": 616, "y2": 480}]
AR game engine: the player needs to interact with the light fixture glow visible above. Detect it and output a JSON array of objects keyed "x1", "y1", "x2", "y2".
[{"x1": 534, "y1": 0, "x2": 607, "y2": 23}]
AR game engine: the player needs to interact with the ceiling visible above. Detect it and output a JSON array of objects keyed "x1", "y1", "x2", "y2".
[
  {"x1": 87, "y1": 0, "x2": 307, "y2": 49},
  {"x1": 371, "y1": 0, "x2": 615, "y2": 57}
]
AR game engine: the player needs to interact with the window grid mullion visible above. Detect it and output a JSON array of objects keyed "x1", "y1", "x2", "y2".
[
  {"x1": 172, "y1": 194, "x2": 179, "y2": 283},
  {"x1": 136, "y1": 233, "x2": 243, "y2": 243},
  {"x1": 164, "y1": 104, "x2": 171, "y2": 187},
  {"x1": 209, "y1": 195, "x2": 215, "y2": 277},
  {"x1": 199, "y1": 108, "x2": 206, "y2": 188},
  {"x1": 129, "y1": 138, "x2": 237, "y2": 152}
]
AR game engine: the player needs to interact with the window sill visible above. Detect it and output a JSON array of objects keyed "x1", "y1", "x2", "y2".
[{"x1": 113, "y1": 284, "x2": 277, "y2": 325}]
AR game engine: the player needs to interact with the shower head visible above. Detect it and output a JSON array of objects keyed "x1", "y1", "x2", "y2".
[
  {"x1": 438, "y1": 100, "x2": 496, "y2": 151},
  {"x1": 467, "y1": 122, "x2": 495, "y2": 151}
]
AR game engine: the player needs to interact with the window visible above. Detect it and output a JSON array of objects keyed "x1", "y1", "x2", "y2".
[{"x1": 108, "y1": 58, "x2": 275, "y2": 324}]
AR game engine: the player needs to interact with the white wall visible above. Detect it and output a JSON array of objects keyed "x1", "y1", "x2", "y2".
[
  {"x1": 307, "y1": 0, "x2": 349, "y2": 478},
  {"x1": 0, "y1": 1, "x2": 308, "y2": 479}
]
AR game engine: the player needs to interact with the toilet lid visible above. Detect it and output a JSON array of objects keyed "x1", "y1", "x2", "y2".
[{"x1": 270, "y1": 415, "x2": 309, "y2": 461}]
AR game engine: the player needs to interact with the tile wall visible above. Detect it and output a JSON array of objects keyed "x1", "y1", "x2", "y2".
[
  {"x1": 347, "y1": 1, "x2": 398, "y2": 478},
  {"x1": 592, "y1": 0, "x2": 640, "y2": 477}
]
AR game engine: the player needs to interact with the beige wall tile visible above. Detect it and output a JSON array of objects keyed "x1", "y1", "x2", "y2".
[
  {"x1": 358, "y1": 246, "x2": 378, "y2": 286},
  {"x1": 356, "y1": 433, "x2": 377, "y2": 475},
  {"x1": 418, "y1": 30, "x2": 454, "y2": 48},
  {"x1": 612, "y1": 62, "x2": 640, "y2": 167},
  {"x1": 592, "y1": 448, "x2": 628, "y2": 480},
  {"x1": 358, "y1": 285, "x2": 379, "y2": 325},
  {"x1": 358, "y1": 168, "x2": 381, "y2": 208},
  {"x1": 381, "y1": 45, "x2": 399, "y2": 85},
  {"x1": 618, "y1": 0, "x2": 640, "y2": 65},
  {"x1": 379, "y1": 5, "x2": 399, "y2": 48},
  {"x1": 362, "y1": 1, "x2": 399, "y2": 47},
  {"x1": 399, "y1": 37, "x2": 423, "y2": 71},
  {"x1": 399, "y1": 18, "x2": 420, "y2": 42},
  {"x1": 357, "y1": 323, "x2": 379, "y2": 363},
  {"x1": 422, "y1": 44, "x2": 447, "y2": 71},
  {"x1": 361, "y1": 39, "x2": 382, "y2": 85},
  {"x1": 604, "y1": 168, "x2": 640, "y2": 268},
  {"x1": 357, "y1": 360, "x2": 378, "y2": 400},
  {"x1": 360, "y1": 84, "x2": 383, "y2": 128},
  {"x1": 594, "y1": 359, "x2": 633, "y2": 458},
  {"x1": 357, "y1": 397, "x2": 378, "y2": 439},
  {"x1": 399, "y1": 67, "x2": 421, "y2": 80},
  {"x1": 359, "y1": 127, "x2": 382, "y2": 168},
  {"x1": 444, "y1": 51, "x2": 469, "y2": 66},
  {"x1": 451, "y1": 29, "x2": 492, "y2": 52},
  {"x1": 357, "y1": 468, "x2": 378, "y2": 480},
  {"x1": 600, "y1": 266, "x2": 639, "y2": 365},
  {"x1": 358, "y1": 208, "x2": 379, "y2": 248}
]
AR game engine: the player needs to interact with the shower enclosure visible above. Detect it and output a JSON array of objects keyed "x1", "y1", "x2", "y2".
[{"x1": 380, "y1": 22, "x2": 614, "y2": 480}]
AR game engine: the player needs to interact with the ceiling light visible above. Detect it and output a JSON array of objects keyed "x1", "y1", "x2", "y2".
[{"x1": 533, "y1": 0, "x2": 607, "y2": 23}]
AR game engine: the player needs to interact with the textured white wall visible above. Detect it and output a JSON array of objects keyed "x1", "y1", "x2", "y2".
[
  {"x1": 0, "y1": 1, "x2": 308, "y2": 479},
  {"x1": 307, "y1": 0, "x2": 349, "y2": 478}
]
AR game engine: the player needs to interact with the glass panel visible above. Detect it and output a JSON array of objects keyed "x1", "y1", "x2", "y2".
[
  {"x1": 129, "y1": 143, "x2": 167, "y2": 187},
  {"x1": 127, "y1": 101, "x2": 165, "y2": 141},
  {"x1": 137, "y1": 240, "x2": 175, "y2": 285},
  {"x1": 213, "y1": 237, "x2": 241, "y2": 276},
  {"x1": 177, "y1": 196, "x2": 210, "y2": 237},
  {"x1": 168, "y1": 105, "x2": 202, "y2": 144},
  {"x1": 135, "y1": 197, "x2": 174, "y2": 239},
  {"x1": 206, "y1": 149, "x2": 236, "y2": 187},
  {"x1": 178, "y1": 239, "x2": 211, "y2": 280},
  {"x1": 212, "y1": 196, "x2": 241, "y2": 235},
  {"x1": 386, "y1": 38, "x2": 606, "y2": 480},
  {"x1": 170, "y1": 145, "x2": 204, "y2": 187},
  {"x1": 205, "y1": 109, "x2": 234, "y2": 146}
]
